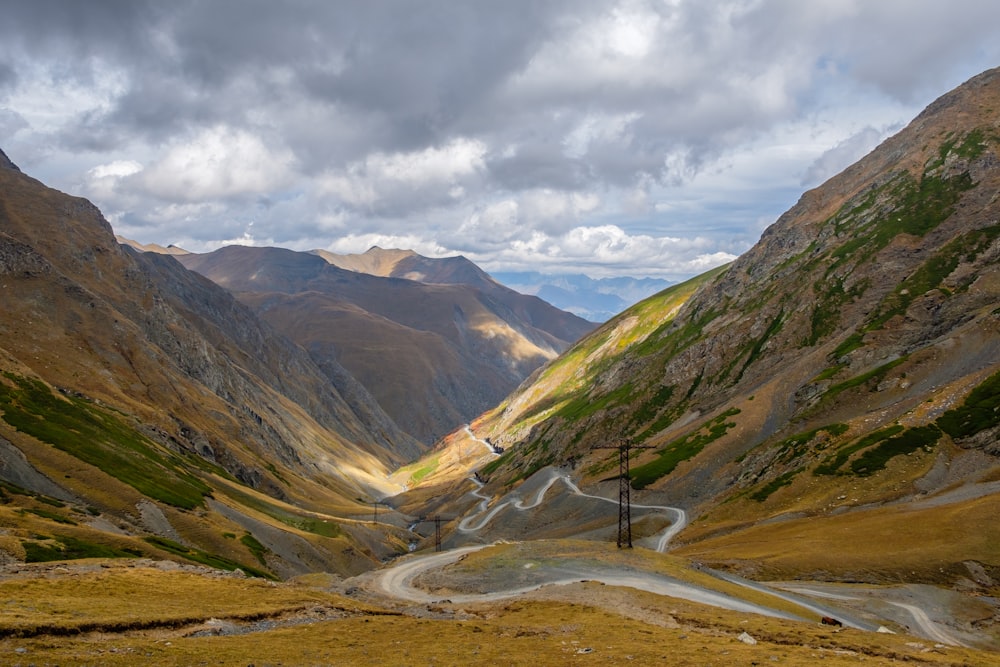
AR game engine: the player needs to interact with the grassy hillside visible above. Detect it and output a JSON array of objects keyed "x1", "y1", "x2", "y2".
[{"x1": 396, "y1": 69, "x2": 1000, "y2": 602}]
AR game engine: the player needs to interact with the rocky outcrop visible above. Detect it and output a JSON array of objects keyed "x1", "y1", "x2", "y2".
[{"x1": 0, "y1": 147, "x2": 20, "y2": 172}]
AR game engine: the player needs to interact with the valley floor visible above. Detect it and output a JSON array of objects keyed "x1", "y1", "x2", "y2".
[{"x1": 0, "y1": 557, "x2": 996, "y2": 666}]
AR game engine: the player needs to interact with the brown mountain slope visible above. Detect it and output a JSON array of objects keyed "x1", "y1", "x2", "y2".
[
  {"x1": 314, "y1": 246, "x2": 598, "y2": 338},
  {"x1": 178, "y1": 245, "x2": 594, "y2": 444},
  {"x1": 409, "y1": 68, "x2": 1000, "y2": 591},
  {"x1": 0, "y1": 155, "x2": 420, "y2": 578}
]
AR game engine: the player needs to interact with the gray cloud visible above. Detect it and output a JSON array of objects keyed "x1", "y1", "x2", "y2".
[
  {"x1": 2, "y1": 1, "x2": 1000, "y2": 279},
  {"x1": 801, "y1": 126, "x2": 890, "y2": 187}
]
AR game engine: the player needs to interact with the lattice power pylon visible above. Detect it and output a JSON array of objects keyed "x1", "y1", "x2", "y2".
[
  {"x1": 598, "y1": 438, "x2": 652, "y2": 548},
  {"x1": 408, "y1": 515, "x2": 451, "y2": 552}
]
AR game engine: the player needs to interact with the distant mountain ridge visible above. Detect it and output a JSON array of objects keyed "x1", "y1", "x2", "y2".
[
  {"x1": 316, "y1": 247, "x2": 674, "y2": 323},
  {"x1": 177, "y1": 246, "x2": 595, "y2": 444}
]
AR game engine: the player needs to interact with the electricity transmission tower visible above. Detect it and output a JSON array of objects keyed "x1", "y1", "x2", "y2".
[
  {"x1": 409, "y1": 515, "x2": 448, "y2": 552},
  {"x1": 598, "y1": 438, "x2": 652, "y2": 548}
]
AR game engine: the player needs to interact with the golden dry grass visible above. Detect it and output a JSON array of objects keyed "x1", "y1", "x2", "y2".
[
  {"x1": 0, "y1": 561, "x2": 995, "y2": 666},
  {"x1": 0, "y1": 566, "x2": 362, "y2": 637},
  {"x1": 674, "y1": 491, "x2": 1000, "y2": 584}
]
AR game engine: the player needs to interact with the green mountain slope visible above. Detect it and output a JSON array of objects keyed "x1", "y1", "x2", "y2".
[{"x1": 438, "y1": 67, "x2": 1000, "y2": 589}]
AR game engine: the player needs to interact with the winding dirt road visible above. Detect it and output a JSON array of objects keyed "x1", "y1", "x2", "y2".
[
  {"x1": 370, "y1": 465, "x2": 969, "y2": 647},
  {"x1": 775, "y1": 583, "x2": 971, "y2": 648},
  {"x1": 458, "y1": 468, "x2": 686, "y2": 552},
  {"x1": 375, "y1": 467, "x2": 817, "y2": 621}
]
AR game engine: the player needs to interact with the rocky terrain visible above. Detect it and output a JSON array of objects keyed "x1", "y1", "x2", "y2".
[{"x1": 0, "y1": 150, "x2": 421, "y2": 578}]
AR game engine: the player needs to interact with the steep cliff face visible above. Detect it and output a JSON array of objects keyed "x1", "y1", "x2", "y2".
[
  {"x1": 178, "y1": 245, "x2": 594, "y2": 444},
  {"x1": 0, "y1": 155, "x2": 416, "y2": 577},
  {"x1": 463, "y1": 68, "x2": 1000, "y2": 581}
]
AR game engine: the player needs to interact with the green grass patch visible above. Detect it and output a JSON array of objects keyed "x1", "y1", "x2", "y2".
[
  {"x1": 806, "y1": 278, "x2": 870, "y2": 347},
  {"x1": 827, "y1": 168, "x2": 976, "y2": 275},
  {"x1": 0, "y1": 481, "x2": 69, "y2": 509},
  {"x1": 410, "y1": 456, "x2": 440, "y2": 483},
  {"x1": 734, "y1": 310, "x2": 785, "y2": 382},
  {"x1": 21, "y1": 508, "x2": 77, "y2": 525},
  {"x1": 868, "y1": 225, "x2": 1000, "y2": 331},
  {"x1": 555, "y1": 383, "x2": 635, "y2": 423},
  {"x1": 216, "y1": 485, "x2": 341, "y2": 538},
  {"x1": 849, "y1": 425, "x2": 940, "y2": 476},
  {"x1": 630, "y1": 385, "x2": 675, "y2": 427},
  {"x1": 814, "y1": 425, "x2": 904, "y2": 476},
  {"x1": 629, "y1": 385, "x2": 692, "y2": 445},
  {"x1": 823, "y1": 224, "x2": 998, "y2": 366},
  {"x1": 517, "y1": 454, "x2": 556, "y2": 482},
  {"x1": 240, "y1": 533, "x2": 268, "y2": 566},
  {"x1": 22, "y1": 535, "x2": 143, "y2": 562},
  {"x1": 749, "y1": 468, "x2": 803, "y2": 502},
  {"x1": 929, "y1": 128, "x2": 989, "y2": 170},
  {"x1": 629, "y1": 267, "x2": 729, "y2": 359},
  {"x1": 820, "y1": 357, "x2": 907, "y2": 403},
  {"x1": 937, "y1": 369, "x2": 1000, "y2": 440},
  {"x1": 831, "y1": 332, "x2": 865, "y2": 360},
  {"x1": 144, "y1": 536, "x2": 274, "y2": 579},
  {"x1": 0, "y1": 373, "x2": 211, "y2": 509},
  {"x1": 480, "y1": 448, "x2": 515, "y2": 477},
  {"x1": 774, "y1": 423, "x2": 849, "y2": 464},
  {"x1": 264, "y1": 462, "x2": 289, "y2": 486},
  {"x1": 630, "y1": 408, "x2": 740, "y2": 489}
]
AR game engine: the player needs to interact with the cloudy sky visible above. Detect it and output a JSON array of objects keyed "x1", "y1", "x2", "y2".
[{"x1": 3, "y1": 1, "x2": 1000, "y2": 280}]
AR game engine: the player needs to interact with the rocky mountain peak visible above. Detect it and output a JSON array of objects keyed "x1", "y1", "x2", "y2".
[{"x1": 0, "y1": 147, "x2": 20, "y2": 172}]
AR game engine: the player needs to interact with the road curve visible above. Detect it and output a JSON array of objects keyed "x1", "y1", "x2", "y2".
[
  {"x1": 372, "y1": 541, "x2": 806, "y2": 620},
  {"x1": 458, "y1": 467, "x2": 686, "y2": 551},
  {"x1": 775, "y1": 584, "x2": 971, "y2": 647}
]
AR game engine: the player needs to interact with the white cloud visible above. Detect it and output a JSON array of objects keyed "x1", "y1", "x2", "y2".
[
  {"x1": 318, "y1": 138, "x2": 486, "y2": 214},
  {"x1": 801, "y1": 126, "x2": 887, "y2": 186},
  {"x1": 135, "y1": 126, "x2": 295, "y2": 202},
  {"x1": 467, "y1": 223, "x2": 736, "y2": 279},
  {"x1": 520, "y1": 190, "x2": 602, "y2": 234}
]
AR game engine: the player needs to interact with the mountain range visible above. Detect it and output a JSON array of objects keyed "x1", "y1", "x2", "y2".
[
  {"x1": 173, "y1": 245, "x2": 594, "y2": 444},
  {"x1": 1, "y1": 65, "x2": 999, "y2": 651}
]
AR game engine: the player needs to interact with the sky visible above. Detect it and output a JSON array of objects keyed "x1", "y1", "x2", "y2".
[{"x1": 2, "y1": 1, "x2": 1000, "y2": 281}]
